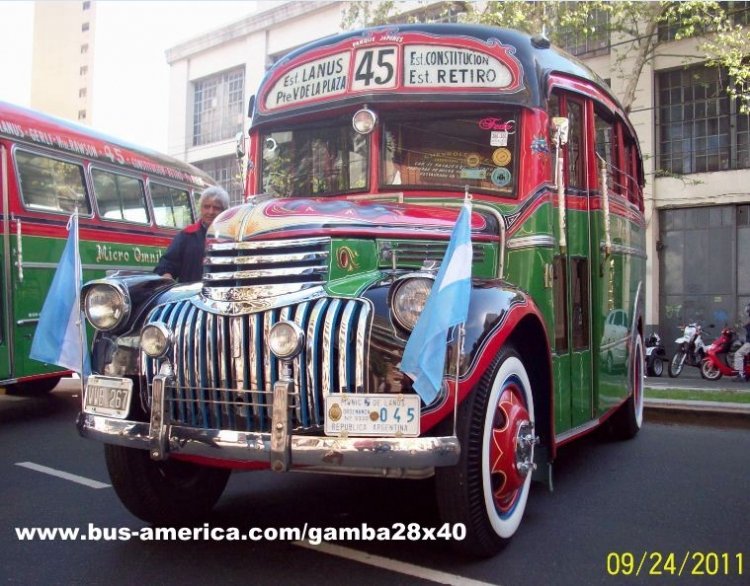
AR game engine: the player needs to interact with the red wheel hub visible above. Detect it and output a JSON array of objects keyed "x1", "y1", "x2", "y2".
[{"x1": 488, "y1": 383, "x2": 532, "y2": 514}]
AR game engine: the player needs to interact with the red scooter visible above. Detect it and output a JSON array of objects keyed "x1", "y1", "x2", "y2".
[{"x1": 700, "y1": 326, "x2": 749, "y2": 380}]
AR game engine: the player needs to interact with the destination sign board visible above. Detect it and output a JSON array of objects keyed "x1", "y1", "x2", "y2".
[{"x1": 262, "y1": 30, "x2": 523, "y2": 113}]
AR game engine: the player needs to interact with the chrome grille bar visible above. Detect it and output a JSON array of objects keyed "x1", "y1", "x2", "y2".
[
  {"x1": 204, "y1": 237, "x2": 331, "y2": 292},
  {"x1": 143, "y1": 296, "x2": 371, "y2": 433},
  {"x1": 379, "y1": 241, "x2": 486, "y2": 266}
]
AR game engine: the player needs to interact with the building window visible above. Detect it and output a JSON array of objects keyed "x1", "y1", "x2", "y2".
[
  {"x1": 655, "y1": 65, "x2": 749, "y2": 174},
  {"x1": 79, "y1": 88, "x2": 87, "y2": 98},
  {"x1": 557, "y1": 6, "x2": 610, "y2": 57},
  {"x1": 193, "y1": 156, "x2": 244, "y2": 206},
  {"x1": 78, "y1": 109, "x2": 87, "y2": 120},
  {"x1": 192, "y1": 68, "x2": 244, "y2": 147},
  {"x1": 82, "y1": 1, "x2": 91, "y2": 10},
  {"x1": 660, "y1": 2, "x2": 750, "y2": 41},
  {"x1": 82, "y1": 22, "x2": 89, "y2": 32},
  {"x1": 80, "y1": 65, "x2": 88, "y2": 76},
  {"x1": 399, "y1": 2, "x2": 467, "y2": 24},
  {"x1": 81, "y1": 43, "x2": 88, "y2": 54}
]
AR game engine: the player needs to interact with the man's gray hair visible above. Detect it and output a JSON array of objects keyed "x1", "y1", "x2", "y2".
[{"x1": 199, "y1": 185, "x2": 230, "y2": 210}]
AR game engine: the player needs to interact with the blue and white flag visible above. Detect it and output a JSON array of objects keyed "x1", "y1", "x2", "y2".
[
  {"x1": 400, "y1": 200, "x2": 472, "y2": 405},
  {"x1": 30, "y1": 211, "x2": 91, "y2": 376}
]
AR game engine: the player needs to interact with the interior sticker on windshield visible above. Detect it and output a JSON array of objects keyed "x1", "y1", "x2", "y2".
[
  {"x1": 490, "y1": 131, "x2": 508, "y2": 147},
  {"x1": 479, "y1": 117, "x2": 515, "y2": 133},
  {"x1": 466, "y1": 153, "x2": 482, "y2": 167},
  {"x1": 492, "y1": 148, "x2": 512, "y2": 166},
  {"x1": 491, "y1": 167, "x2": 512, "y2": 187},
  {"x1": 531, "y1": 136, "x2": 550, "y2": 154},
  {"x1": 460, "y1": 168, "x2": 487, "y2": 180}
]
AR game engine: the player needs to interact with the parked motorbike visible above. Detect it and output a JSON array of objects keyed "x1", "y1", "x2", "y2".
[
  {"x1": 644, "y1": 332, "x2": 667, "y2": 377},
  {"x1": 700, "y1": 326, "x2": 748, "y2": 381},
  {"x1": 668, "y1": 323, "x2": 706, "y2": 377}
]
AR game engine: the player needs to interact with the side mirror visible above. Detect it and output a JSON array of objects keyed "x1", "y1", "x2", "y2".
[{"x1": 551, "y1": 117, "x2": 569, "y2": 147}]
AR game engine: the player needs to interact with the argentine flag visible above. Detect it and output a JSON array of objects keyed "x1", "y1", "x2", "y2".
[
  {"x1": 401, "y1": 200, "x2": 472, "y2": 405},
  {"x1": 30, "y1": 211, "x2": 91, "y2": 375}
]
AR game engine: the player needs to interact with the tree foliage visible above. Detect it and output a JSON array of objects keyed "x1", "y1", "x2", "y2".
[{"x1": 341, "y1": 0, "x2": 750, "y2": 113}]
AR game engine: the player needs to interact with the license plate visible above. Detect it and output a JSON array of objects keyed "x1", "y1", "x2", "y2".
[
  {"x1": 324, "y1": 394, "x2": 420, "y2": 437},
  {"x1": 84, "y1": 376, "x2": 133, "y2": 419}
]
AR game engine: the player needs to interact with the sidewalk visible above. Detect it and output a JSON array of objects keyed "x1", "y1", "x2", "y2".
[{"x1": 643, "y1": 367, "x2": 750, "y2": 426}]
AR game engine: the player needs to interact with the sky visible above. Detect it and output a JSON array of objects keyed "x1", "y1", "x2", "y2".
[{"x1": 0, "y1": 1, "x2": 261, "y2": 153}]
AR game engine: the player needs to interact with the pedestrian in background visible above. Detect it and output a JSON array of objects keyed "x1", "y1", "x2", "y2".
[
  {"x1": 733, "y1": 303, "x2": 750, "y2": 381},
  {"x1": 154, "y1": 185, "x2": 229, "y2": 283}
]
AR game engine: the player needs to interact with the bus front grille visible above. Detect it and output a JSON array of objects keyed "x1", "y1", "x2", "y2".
[
  {"x1": 143, "y1": 296, "x2": 371, "y2": 433},
  {"x1": 202, "y1": 237, "x2": 330, "y2": 292}
]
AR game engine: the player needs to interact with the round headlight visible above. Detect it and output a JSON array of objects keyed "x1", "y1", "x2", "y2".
[
  {"x1": 352, "y1": 107, "x2": 377, "y2": 135},
  {"x1": 84, "y1": 284, "x2": 129, "y2": 331},
  {"x1": 140, "y1": 323, "x2": 173, "y2": 358},
  {"x1": 269, "y1": 320, "x2": 305, "y2": 360},
  {"x1": 392, "y1": 277, "x2": 433, "y2": 331}
]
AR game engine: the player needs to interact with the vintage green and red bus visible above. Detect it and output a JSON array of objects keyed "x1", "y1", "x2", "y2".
[
  {"x1": 78, "y1": 24, "x2": 645, "y2": 556},
  {"x1": 0, "y1": 101, "x2": 214, "y2": 394}
]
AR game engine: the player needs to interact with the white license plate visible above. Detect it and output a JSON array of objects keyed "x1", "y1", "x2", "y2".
[
  {"x1": 84, "y1": 376, "x2": 133, "y2": 419},
  {"x1": 324, "y1": 394, "x2": 420, "y2": 437}
]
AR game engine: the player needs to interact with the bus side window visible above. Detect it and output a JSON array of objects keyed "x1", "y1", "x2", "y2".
[
  {"x1": 150, "y1": 182, "x2": 193, "y2": 229},
  {"x1": 549, "y1": 92, "x2": 584, "y2": 188},
  {"x1": 92, "y1": 168, "x2": 149, "y2": 224},
  {"x1": 571, "y1": 257, "x2": 590, "y2": 350},
  {"x1": 553, "y1": 255, "x2": 568, "y2": 353},
  {"x1": 566, "y1": 100, "x2": 584, "y2": 189},
  {"x1": 15, "y1": 150, "x2": 91, "y2": 214},
  {"x1": 594, "y1": 107, "x2": 618, "y2": 194}
]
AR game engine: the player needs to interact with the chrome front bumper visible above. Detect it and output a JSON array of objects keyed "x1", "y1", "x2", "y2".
[{"x1": 76, "y1": 412, "x2": 460, "y2": 478}]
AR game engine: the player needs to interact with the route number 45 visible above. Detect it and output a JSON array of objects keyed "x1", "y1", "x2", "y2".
[{"x1": 352, "y1": 47, "x2": 398, "y2": 90}]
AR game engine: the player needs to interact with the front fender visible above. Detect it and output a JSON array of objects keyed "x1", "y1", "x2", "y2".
[
  {"x1": 361, "y1": 277, "x2": 549, "y2": 431},
  {"x1": 85, "y1": 272, "x2": 200, "y2": 375}
]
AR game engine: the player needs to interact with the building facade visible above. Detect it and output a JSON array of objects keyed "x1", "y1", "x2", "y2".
[
  {"x1": 165, "y1": 1, "x2": 344, "y2": 205},
  {"x1": 165, "y1": 0, "x2": 750, "y2": 337},
  {"x1": 31, "y1": 0, "x2": 97, "y2": 125}
]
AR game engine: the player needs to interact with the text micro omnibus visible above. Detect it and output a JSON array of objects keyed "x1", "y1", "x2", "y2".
[
  {"x1": 77, "y1": 24, "x2": 646, "y2": 558},
  {"x1": 0, "y1": 100, "x2": 215, "y2": 395}
]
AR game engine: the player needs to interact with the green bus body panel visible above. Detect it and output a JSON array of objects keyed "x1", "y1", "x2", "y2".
[{"x1": 6, "y1": 234, "x2": 165, "y2": 381}]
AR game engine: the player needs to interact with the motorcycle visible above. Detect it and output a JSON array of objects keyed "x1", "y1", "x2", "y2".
[
  {"x1": 700, "y1": 326, "x2": 748, "y2": 381},
  {"x1": 668, "y1": 323, "x2": 707, "y2": 378},
  {"x1": 644, "y1": 332, "x2": 667, "y2": 377}
]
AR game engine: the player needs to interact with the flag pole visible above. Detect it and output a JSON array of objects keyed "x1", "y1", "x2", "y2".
[
  {"x1": 72, "y1": 208, "x2": 86, "y2": 396},
  {"x1": 453, "y1": 187, "x2": 472, "y2": 435}
]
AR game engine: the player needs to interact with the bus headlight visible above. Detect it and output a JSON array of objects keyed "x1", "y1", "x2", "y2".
[
  {"x1": 392, "y1": 277, "x2": 433, "y2": 331},
  {"x1": 84, "y1": 283, "x2": 130, "y2": 331},
  {"x1": 140, "y1": 323, "x2": 173, "y2": 358},
  {"x1": 269, "y1": 320, "x2": 305, "y2": 360}
]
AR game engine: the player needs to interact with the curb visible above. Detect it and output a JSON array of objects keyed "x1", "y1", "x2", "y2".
[{"x1": 644, "y1": 398, "x2": 750, "y2": 428}]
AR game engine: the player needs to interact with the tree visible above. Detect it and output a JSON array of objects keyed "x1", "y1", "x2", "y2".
[{"x1": 341, "y1": 1, "x2": 750, "y2": 114}]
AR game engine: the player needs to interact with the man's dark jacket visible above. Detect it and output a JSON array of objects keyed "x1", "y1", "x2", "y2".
[{"x1": 154, "y1": 221, "x2": 207, "y2": 283}]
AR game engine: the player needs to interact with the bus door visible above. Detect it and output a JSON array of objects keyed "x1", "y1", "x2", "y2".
[
  {"x1": 0, "y1": 144, "x2": 12, "y2": 380},
  {"x1": 552, "y1": 93, "x2": 595, "y2": 429}
]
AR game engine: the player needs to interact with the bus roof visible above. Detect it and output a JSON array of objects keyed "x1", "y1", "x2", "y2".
[
  {"x1": 0, "y1": 100, "x2": 215, "y2": 188},
  {"x1": 251, "y1": 23, "x2": 625, "y2": 128}
]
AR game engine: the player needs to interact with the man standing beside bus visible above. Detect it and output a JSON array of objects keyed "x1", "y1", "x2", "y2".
[{"x1": 154, "y1": 186, "x2": 230, "y2": 283}]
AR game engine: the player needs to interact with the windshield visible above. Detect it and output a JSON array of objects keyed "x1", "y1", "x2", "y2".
[
  {"x1": 382, "y1": 110, "x2": 518, "y2": 196},
  {"x1": 260, "y1": 122, "x2": 368, "y2": 197}
]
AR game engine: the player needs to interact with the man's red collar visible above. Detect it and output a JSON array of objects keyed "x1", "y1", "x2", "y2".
[{"x1": 184, "y1": 220, "x2": 205, "y2": 234}]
